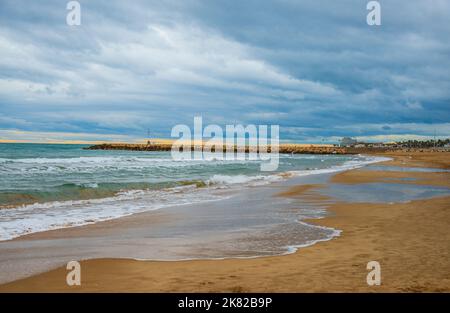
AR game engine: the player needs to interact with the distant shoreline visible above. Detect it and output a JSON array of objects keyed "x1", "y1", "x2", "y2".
[{"x1": 83, "y1": 142, "x2": 394, "y2": 155}]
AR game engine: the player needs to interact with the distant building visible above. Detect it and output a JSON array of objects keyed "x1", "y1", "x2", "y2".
[
  {"x1": 340, "y1": 137, "x2": 357, "y2": 147},
  {"x1": 371, "y1": 142, "x2": 385, "y2": 148}
]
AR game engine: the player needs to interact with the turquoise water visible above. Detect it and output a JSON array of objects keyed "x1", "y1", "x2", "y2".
[
  {"x1": 0, "y1": 143, "x2": 364, "y2": 206},
  {"x1": 0, "y1": 143, "x2": 383, "y2": 240}
]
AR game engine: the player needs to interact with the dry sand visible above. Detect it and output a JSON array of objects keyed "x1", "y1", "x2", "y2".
[{"x1": 1, "y1": 151, "x2": 449, "y2": 292}]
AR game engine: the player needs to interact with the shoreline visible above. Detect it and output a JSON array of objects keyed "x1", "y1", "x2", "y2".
[
  {"x1": 0, "y1": 150, "x2": 449, "y2": 292},
  {"x1": 0, "y1": 154, "x2": 386, "y2": 242}
]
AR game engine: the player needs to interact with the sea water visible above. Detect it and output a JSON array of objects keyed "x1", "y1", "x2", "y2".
[{"x1": 0, "y1": 143, "x2": 385, "y2": 241}]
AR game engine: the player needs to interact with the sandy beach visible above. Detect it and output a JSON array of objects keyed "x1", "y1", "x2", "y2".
[{"x1": 1, "y1": 151, "x2": 449, "y2": 292}]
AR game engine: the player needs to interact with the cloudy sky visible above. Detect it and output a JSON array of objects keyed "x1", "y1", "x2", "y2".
[{"x1": 0, "y1": 0, "x2": 449, "y2": 143}]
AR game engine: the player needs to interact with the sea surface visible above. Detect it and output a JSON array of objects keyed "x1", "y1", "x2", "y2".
[{"x1": 0, "y1": 143, "x2": 385, "y2": 241}]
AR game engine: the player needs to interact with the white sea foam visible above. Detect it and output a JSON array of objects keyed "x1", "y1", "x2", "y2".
[
  {"x1": 0, "y1": 184, "x2": 228, "y2": 241},
  {"x1": 288, "y1": 155, "x2": 391, "y2": 177},
  {"x1": 207, "y1": 174, "x2": 283, "y2": 186},
  {"x1": 204, "y1": 155, "x2": 390, "y2": 187},
  {"x1": 0, "y1": 156, "x2": 261, "y2": 175},
  {"x1": 284, "y1": 221, "x2": 342, "y2": 255},
  {"x1": 0, "y1": 156, "x2": 260, "y2": 165}
]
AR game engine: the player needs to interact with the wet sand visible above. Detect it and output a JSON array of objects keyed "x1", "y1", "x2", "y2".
[
  {"x1": 1, "y1": 151, "x2": 449, "y2": 292},
  {"x1": 375, "y1": 150, "x2": 450, "y2": 169}
]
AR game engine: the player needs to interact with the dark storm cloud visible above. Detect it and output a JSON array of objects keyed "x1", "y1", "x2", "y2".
[{"x1": 0, "y1": 0, "x2": 449, "y2": 142}]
